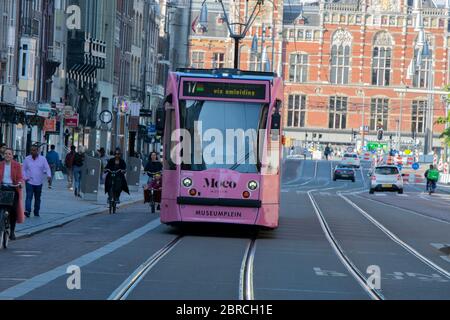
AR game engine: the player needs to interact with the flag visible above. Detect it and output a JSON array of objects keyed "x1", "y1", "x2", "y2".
[{"x1": 191, "y1": 16, "x2": 199, "y2": 33}]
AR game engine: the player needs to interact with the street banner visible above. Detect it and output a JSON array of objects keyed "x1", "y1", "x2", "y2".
[
  {"x1": 65, "y1": 114, "x2": 79, "y2": 127},
  {"x1": 43, "y1": 119, "x2": 56, "y2": 132},
  {"x1": 37, "y1": 103, "x2": 51, "y2": 118}
]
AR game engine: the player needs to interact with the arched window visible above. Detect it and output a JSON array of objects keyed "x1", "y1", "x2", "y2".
[
  {"x1": 330, "y1": 30, "x2": 352, "y2": 84},
  {"x1": 372, "y1": 32, "x2": 392, "y2": 86}
]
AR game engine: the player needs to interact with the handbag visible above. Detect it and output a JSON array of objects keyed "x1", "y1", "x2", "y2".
[{"x1": 55, "y1": 171, "x2": 64, "y2": 180}]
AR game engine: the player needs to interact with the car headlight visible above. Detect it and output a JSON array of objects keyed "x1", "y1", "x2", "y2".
[
  {"x1": 248, "y1": 180, "x2": 258, "y2": 191},
  {"x1": 182, "y1": 178, "x2": 192, "y2": 188}
]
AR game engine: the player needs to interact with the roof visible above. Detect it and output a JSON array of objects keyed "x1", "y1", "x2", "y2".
[{"x1": 174, "y1": 68, "x2": 277, "y2": 80}]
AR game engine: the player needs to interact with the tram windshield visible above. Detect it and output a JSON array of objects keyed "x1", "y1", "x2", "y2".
[{"x1": 179, "y1": 100, "x2": 268, "y2": 173}]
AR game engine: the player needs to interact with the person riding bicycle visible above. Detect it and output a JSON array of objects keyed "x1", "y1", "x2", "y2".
[
  {"x1": 424, "y1": 164, "x2": 439, "y2": 193},
  {"x1": 144, "y1": 152, "x2": 162, "y2": 184},
  {"x1": 104, "y1": 149, "x2": 129, "y2": 204},
  {"x1": 0, "y1": 148, "x2": 25, "y2": 240},
  {"x1": 145, "y1": 172, "x2": 162, "y2": 211}
]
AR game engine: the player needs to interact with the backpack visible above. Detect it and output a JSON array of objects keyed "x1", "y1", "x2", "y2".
[
  {"x1": 65, "y1": 152, "x2": 75, "y2": 167},
  {"x1": 427, "y1": 169, "x2": 439, "y2": 182},
  {"x1": 73, "y1": 153, "x2": 84, "y2": 167}
]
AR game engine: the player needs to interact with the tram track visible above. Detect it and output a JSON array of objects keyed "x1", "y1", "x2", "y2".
[
  {"x1": 338, "y1": 193, "x2": 450, "y2": 279},
  {"x1": 239, "y1": 238, "x2": 257, "y2": 300},
  {"x1": 307, "y1": 177, "x2": 450, "y2": 300},
  {"x1": 108, "y1": 235, "x2": 184, "y2": 300},
  {"x1": 306, "y1": 186, "x2": 384, "y2": 301}
]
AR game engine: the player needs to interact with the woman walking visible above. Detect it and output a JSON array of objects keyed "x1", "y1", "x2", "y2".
[{"x1": 0, "y1": 148, "x2": 25, "y2": 240}]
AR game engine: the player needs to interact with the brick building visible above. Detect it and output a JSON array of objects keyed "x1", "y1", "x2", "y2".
[{"x1": 187, "y1": 0, "x2": 450, "y2": 155}]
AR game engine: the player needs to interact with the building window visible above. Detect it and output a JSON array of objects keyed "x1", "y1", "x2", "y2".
[
  {"x1": 287, "y1": 95, "x2": 306, "y2": 128},
  {"x1": 413, "y1": 49, "x2": 433, "y2": 88},
  {"x1": 411, "y1": 100, "x2": 427, "y2": 134},
  {"x1": 370, "y1": 98, "x2": 389, "y2": 130},
  {"x1": 372, "y1": 32, "x2": 392, "y2": 86},
  {"x1": 330, "y1": 30, "x2": 352, "y2": 84},
  {"x1": 212, "y1": 52, "x2": 225, "y2": 69},
  {"x1": 191, "y1": 51, "x2": 204, "y2": 69},
  {"x1": 328, "y1": 96, "x2": 347, "y2": 129},
  {"x1": 289, "y1": 54, "x2": 308, "y2": 83}
]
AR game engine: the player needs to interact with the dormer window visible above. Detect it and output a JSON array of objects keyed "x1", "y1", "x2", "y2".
[{"x1": 196, "y1": 24, "x2": 207, "y2": 34}]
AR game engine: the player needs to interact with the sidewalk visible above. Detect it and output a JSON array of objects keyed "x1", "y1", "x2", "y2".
[{"x1": 16, "y1": 175, "x2": 147, "y2": 238}]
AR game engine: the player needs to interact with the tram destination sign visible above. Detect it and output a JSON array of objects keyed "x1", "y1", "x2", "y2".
[{"x1": 180, "y1": 78, "x2": 270, "y2": 103}]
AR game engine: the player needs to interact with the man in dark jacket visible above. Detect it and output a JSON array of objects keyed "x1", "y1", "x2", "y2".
[{"x1": 104, "y1": 149, "x2": 130, "y2": 203}]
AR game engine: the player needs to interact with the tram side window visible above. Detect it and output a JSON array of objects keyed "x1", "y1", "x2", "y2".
[{"x1": 164, "y1": 109, "x2": 177, "y2": 170}]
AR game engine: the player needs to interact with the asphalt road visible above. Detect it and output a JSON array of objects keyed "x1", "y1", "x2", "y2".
[{"x1": 0, "y1": 159, "x2": 449, "y2": 300}]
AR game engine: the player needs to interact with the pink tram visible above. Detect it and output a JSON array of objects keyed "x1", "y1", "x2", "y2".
[{"x1": 156, "y1": 69, "x2": 283, "y2": 229}]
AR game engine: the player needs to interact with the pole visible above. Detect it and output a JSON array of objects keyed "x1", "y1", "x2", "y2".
[
  {"x1": 398, "y1": 91, "x2": 404, "y2": 150},
  {"x1": 259, "y1": 23, "x2": 265, "y2": 71},
  {"x1": 424, "y1": 56, "x2": 433, "y2": 155},
  {"x1": 233, "y1": 37, "x2": 240, "y2": 69}
]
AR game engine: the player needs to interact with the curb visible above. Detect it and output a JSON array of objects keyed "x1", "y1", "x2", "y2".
[{"x1": 15, "y1": 196, "x2": 145, "y2": 240}]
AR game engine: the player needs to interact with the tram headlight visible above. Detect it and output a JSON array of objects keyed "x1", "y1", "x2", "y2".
[
  {"x1": 248, "y1": 180, "x2": 258, "y2": 191},
  {"x1": 182, "y1": 178, "x2": 192, "y2": 188}
]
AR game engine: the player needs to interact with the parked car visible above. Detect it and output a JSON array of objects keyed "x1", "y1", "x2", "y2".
[
  {"x1": 340, "y1": 153, "x2": 361, "y2": 168},
  {"x1": 333, "y1": 165, "x2": 356, "y2": 182},
  {"x1": 369, "y1": 165, "x2": 404, "y2": 194}
]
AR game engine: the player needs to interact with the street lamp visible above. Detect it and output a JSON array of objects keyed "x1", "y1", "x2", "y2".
[
  {"x1": 198, "y1": 0, "x2": 264, "y2": 69},
  {"x1": 357, "y1": 89, "x2": 365, "y2": 150}
]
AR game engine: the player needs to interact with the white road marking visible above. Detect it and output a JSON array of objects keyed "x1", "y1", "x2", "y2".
[
  {"x1": 374, "y1": 194, "x2": 387, "y2": 197},
  {"x1": 430, "y1": 243, "x2": 450, "y2": 263},
  {"x1": 313, "y1": 267, "x2": 347, "y2": 277},
  {"x1": 0, "y1": 219, "x2": 162, "y2": 300}
]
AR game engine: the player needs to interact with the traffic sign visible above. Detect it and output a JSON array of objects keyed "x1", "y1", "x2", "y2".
[
  {"x1": 412, "y1": 162, "x2": 420, "y2": 170},
  {"x1": 148, "y1": 124, "x2": 156, "y2": 136},
  {"x1": 347, "y1": 147, "x2": 354, "y2": 153},
  {"x1": 99, "y1": 110, "x2": 112, "y2": 124},
  {"x1": 405, "y1": 149, "x2": 411, "y2": 155}
]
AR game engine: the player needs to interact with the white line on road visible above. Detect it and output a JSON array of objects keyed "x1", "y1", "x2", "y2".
[
  {"x1": 0, "y1": 219, "x2": 162, "y2": 300},
  {"x1": 339, "y1": 194, "x2": 450, "y2": 279}
]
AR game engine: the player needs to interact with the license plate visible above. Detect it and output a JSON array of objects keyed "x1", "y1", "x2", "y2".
[
  {"x1": 341, "y1": 174, "x2": 348, "y2": 177},
  {"x1": 382, "y1": 184, "x2": 392, "y2": 188}
]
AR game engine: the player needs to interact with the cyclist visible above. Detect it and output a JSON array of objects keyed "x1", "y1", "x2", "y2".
[
  {"x1": 424, "y1": 164, "x2": 439, "y2": 194},
  {"x1": 0, "y1": 148, "x2": 24, "y2": 240},
  {"x1": 144, "y1": 152, "x2": 162, "y2": 184},
  {"x1": 104, "y1": 148, "x2": 129, "y2": 204},
  {"x1": 147, "y1": 172, "x2": 162, "y2": 211}
]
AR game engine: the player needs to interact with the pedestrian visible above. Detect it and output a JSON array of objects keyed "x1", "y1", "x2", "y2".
[
  {"x1": 22, "y1": 145, "x2": 51, "y2": 217},
  {"x1": 65, "y1": 145, "x2": 76, "y2": 190},
  {"x1": 73, "y1": 146, "x2": 85, "y2": 197},
  {"x1": 324, "y1": 144, "x2": 331, "y2": 161},
  {"x1": 98, "y1": 147, "x2": 108, "y2": 185},
  {"x1": 0, "y1": 143, "x2": 6, "y2": 161},
  {"x1": 0, "y1": 148, "x2": 25, "y2": 240},
  {"x1": 46, "y1": 145, "x2": 60, "y2": 189}
]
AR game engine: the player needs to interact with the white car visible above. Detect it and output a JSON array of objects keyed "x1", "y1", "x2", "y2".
[
  {"x1": 369, "y1": 165, "x2": 404, "y2": 194},
  {"x1": 340, "y1": 153, "x2": 361, "y2": 169}
]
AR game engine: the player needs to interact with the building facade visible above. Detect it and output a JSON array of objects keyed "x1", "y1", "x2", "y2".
[
  {"x1": 186, "y1": 0, "x2": 450, "y2": 156},
  {"x1": 282, "y1": 0, "x2": 449, "y2": 155}
]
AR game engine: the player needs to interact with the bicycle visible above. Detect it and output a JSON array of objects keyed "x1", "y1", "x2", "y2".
[
  {"x1": 105, "y1": 169, "x2": 126, "y2": 214},
  {"x1": 426, "y1": 180, "x2": 437, "y2": 195},
  {"x1": 143, "y1": 171, "x2": 162, "y2": 214},
  {"x1": 0, "y1": 184, "x2": 20, "y2": 250}
]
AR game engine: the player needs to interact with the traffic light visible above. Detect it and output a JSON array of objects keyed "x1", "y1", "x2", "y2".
[{"x1": 377, "y1": 129, "x2": 384, "y2": 141}]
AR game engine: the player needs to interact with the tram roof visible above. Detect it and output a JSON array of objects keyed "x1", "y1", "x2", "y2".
[{"x1": 175, "y1": 68, "x2": 277, "y2": 81}]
